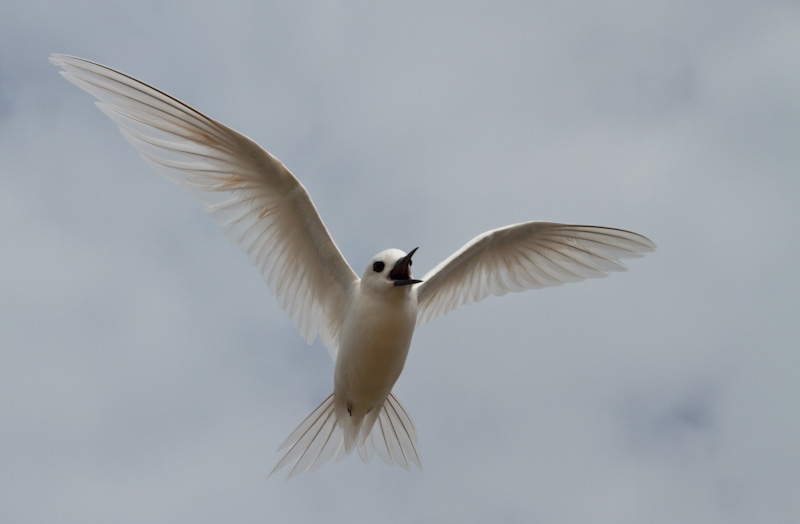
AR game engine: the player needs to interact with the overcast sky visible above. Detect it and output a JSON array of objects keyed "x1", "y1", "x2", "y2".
[{"x1": 2, "y1": 1, "x2": 799, "y2": 523}]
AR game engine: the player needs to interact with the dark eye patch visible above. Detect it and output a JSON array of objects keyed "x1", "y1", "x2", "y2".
[{"x1": 373, "y1": 261, "x2": 385, "y2": 272}]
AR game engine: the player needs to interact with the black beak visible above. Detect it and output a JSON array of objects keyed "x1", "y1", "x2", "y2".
[{"x1": 390, "y1": 247, "x2": 423, "y2": 287}]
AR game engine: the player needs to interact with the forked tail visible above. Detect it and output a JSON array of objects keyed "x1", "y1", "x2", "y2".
[{"x1": 269, "y1": 393, "x2": 421, "y2": 480}]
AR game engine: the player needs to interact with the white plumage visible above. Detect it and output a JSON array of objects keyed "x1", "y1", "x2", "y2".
[{"x1": 51, "y1": 54, "x2": 656, "y2": 479}]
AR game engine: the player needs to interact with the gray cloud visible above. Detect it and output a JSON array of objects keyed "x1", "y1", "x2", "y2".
[{"x1": 2, "y1": 1, "x2": 798, "y2": 523}]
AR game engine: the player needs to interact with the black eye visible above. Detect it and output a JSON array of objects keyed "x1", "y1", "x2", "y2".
[{"x1": 373, "y1": 261, "x2": 385, "y2": 273}]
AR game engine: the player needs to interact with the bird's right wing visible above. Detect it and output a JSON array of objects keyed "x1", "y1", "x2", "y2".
[
  {"x1": 50, "y1": 54, "x2": 358, "y2": 358},
  {"x1": 415, "y1": 222, "x2": 655, "y2": 326}
]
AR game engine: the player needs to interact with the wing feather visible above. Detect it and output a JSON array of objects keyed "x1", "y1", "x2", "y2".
[
  {"x1": 416, "y1": 222, "x2": 655, "y2": 326},
  {"x1": 51, "y1": 54, "x2": 358, "y2": 358}
]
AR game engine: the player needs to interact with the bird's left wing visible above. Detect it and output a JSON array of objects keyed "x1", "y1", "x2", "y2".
[
  {"x1": 415, "y1": 222, "x2": 655, "y2": 326},
  {"x1": 50, "y1": 54, "x2": 358, "y2": 358}
]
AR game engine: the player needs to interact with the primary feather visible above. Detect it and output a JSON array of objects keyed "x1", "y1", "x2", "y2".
[
  {"x1": 49, "y1": 54, "x2": 357, "y2": 358},
  {"x1": 416, "y1": 222, "x2": 656, "y2": 326}
]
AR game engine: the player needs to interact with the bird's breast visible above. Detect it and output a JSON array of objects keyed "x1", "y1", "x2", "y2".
[{"x1": 334, "y1": 288, "x2": 417, "y2": 409}]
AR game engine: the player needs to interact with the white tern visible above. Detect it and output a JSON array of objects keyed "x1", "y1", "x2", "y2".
[{"x1": 51, "y1": 54, "x2": 656, "y2": 479}]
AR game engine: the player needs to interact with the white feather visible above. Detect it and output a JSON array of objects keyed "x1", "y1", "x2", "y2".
[
  {"x1": 49, "y1": 54, "x2": 357, "y2": 358},
  {"x1": 416, "y1": 222, "x2": 656, "y2": 326},
  {"x1": 271, "y1": 393, "x2": 419, "y2": 480}
]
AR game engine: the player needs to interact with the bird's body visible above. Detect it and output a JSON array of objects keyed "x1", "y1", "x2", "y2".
[
  {"x1": 274, "y1": 248, "x2": 423, "y2": 473},
  {"x1": 336, "y1": 272, "x2": 417, "y2": 426},
  {"x1": 334, "y1": 259, "x2": 418, "y2": 449},
  {"x1": 51, "y1": 54, "x2": 656, "y2": 479}
]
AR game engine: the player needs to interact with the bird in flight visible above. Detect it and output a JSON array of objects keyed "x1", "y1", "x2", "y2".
[{"x1": 51, "y1": 54, "x2": 655, "y2": 479}]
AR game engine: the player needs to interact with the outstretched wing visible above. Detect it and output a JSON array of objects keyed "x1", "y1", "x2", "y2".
[
  {"x1": 416, "y1": 222, "x2": 655, "y2": 326},
  {"x1": 51, "y1": 54, "x2": 358, "y2": 358}
]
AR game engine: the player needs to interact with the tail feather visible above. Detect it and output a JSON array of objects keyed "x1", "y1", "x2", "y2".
[
  {"x1": 386, "y1": 393, "x2": 419, "y2": 447},
  {"x1": 366, "y1": 394, "x2": 422, "y2": 470},
  {"x1": 271, "y1": 392, "x2": 421, "y2": 480},
  {"x1": 269, "y1": 394, "x2": 345, "y2": 480},
  {"x1": 385, "y1": 393, "x2": 421, "y2": 469}
]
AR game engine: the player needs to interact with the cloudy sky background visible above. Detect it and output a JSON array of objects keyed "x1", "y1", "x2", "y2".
[{"x1": 2, "y1": 1, "x2": 798, "y2": 522}]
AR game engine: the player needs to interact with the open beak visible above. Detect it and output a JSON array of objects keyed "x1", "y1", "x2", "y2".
[{"x1": 390, "y1": 247, "x2": 423, "y2": 287}]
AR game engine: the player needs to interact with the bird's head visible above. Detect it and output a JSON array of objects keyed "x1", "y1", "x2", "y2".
[{"x1": 362, "y1": 248, "x2": 422, "y2": 290}]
